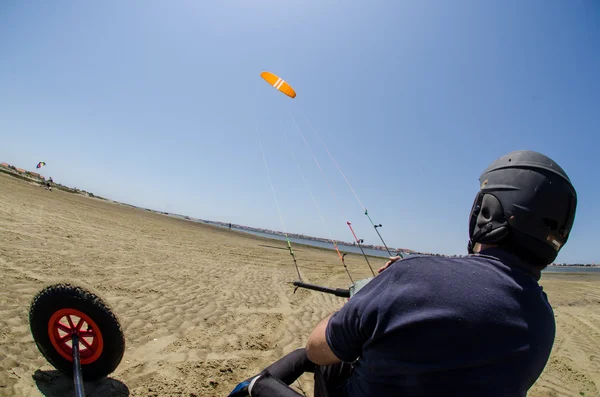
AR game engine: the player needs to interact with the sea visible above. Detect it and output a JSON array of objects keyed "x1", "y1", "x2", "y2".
[{"x1": 207, "y1": 222, "x2": 599, "y2": 274}]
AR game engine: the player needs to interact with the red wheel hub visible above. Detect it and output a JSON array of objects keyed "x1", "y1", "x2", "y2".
[{"x1": 48, "y1": 308, "x2": 104, "y2": 364}]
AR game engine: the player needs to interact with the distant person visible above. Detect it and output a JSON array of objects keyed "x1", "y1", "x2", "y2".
[
  {"x1": 229, "y1": 150, "x2": 577, "y2": 397},
  {"x1": 229, "y1": 223, "x2": 232, "y2": 230}
]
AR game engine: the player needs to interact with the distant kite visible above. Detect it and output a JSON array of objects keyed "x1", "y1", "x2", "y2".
[
  {"x1": 36, "y1": 162, "x2": 46, "y2": 169},
  {"x1": 260, "y1": 71, "x2": 296, "y2": 98}
]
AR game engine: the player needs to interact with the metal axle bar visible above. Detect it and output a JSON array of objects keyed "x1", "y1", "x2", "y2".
[{"x1": 71, "y1": 333, "x2": 85, "y2": 397}]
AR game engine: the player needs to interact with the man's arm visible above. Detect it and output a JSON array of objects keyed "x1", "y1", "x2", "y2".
[
  {"x1": 305, "y1": 313, "x2": 342, "y2": 365},
  {"x1": 307, "y1": 259, "x2": 395, "y2": 365}
]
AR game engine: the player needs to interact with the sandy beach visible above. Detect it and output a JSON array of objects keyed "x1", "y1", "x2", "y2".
[{"x1": 1, "y1": 173, "x2": 598, "y2": 397}]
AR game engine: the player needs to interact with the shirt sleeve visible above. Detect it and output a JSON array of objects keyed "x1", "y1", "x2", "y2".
[{"x1": 325, "y1": 273, "x2": 389, "y2": 362}]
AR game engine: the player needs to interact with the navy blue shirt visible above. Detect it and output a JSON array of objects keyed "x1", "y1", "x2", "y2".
[{"x1": 326, "y1": 248, "x2": 555, "y2": 396}]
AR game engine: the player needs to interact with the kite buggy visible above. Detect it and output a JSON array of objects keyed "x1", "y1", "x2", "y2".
[{"x1": 28, "y1": 277, "x2": 370, "y2": 397}]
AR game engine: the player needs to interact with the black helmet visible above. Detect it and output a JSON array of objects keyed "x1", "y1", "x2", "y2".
[{"x1": 468, "y1": 150, "x2": 577, "y2": 267}]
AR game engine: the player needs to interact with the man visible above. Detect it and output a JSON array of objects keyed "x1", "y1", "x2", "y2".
[{"x1": 230, "y1": 150, "x2": 577, "y2": 397}]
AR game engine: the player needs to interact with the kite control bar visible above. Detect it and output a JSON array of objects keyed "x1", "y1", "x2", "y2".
[
  {"x1": 292, "y1": 281, "x2": 350, "y2": 298},
  {"x1": 292, "y1": 277, "x2": 374, "y2": 299}
]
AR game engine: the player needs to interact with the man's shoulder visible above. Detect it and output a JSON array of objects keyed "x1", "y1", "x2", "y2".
[
  {"x1": 390, "y1": 253, "x2": 496, "y2": 270},
  {"x1": 383, "y1": 252, "x2": 518, "y2": 287}
]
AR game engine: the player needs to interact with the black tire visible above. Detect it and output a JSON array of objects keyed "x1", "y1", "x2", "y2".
[{"x1": 29, "y1": 283, "x2": 125, "y2": 380}]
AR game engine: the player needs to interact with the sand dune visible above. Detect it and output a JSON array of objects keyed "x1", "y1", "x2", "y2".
[{"x1": 0, "y1": 173, "x2": 598, "y2": 396}]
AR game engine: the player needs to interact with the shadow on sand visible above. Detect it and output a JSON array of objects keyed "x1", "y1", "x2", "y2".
[{"x1": 33, "y1": 369, "x2": 129, "y2": 397}]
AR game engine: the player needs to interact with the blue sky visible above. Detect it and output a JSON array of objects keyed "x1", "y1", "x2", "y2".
[{"x1": 1, "y1": 1, "x2": 598, "y2": 263}]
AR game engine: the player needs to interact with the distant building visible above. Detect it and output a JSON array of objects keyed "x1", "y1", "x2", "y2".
[
  {"x1": 0, "y1": 162, "x2": 9, "y2": 167},
  {"x1": 16, "y1": 168, "x2": 26, "y2": 173}
]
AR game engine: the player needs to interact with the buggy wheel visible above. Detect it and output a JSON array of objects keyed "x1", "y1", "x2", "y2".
[{"x1": 29, "y1": 283, "x2": 125, "y2": 380}]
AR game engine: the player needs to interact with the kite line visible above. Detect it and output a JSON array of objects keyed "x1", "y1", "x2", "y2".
[
  {"x1": 282, "y1": 122, "x2": 355, "y2": 285},
  {"x1": 303, "y1": 116, "x2": 401, "y2": 258},
  {"x1": 256, "y1": 121, "x2": 303, "y2": 281},
  {"x1": 289, "y1": 113, "x2": 375, "y2": 277}
]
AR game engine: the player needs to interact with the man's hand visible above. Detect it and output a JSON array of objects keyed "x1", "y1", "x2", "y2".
[
  {"x1": 378, "y1": 256, "x2": 402, "y2": 273},
  {"x1": 306, "y1": 314, "x2": 342, "y2": 365}
]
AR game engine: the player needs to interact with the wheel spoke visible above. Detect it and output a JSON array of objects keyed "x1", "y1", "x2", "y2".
[
  {"x1": 56, "y1": 323, "x2": 71, "y2": 333},
  {"x1": 59, "y1": 333, "x2": 71, "y2": 343},
  {"x1": 80, "y1": 337, "x2": 93, "y2": 350},
  {"x1": 76, "y1": 317, "x2": 85, "y2": 331},
  {"x1": 79, "y1": 329, "x2": 95, "y2": 337},
  {"x1": 66, "y1": 315, "x2": 75, "y2": 329}
]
